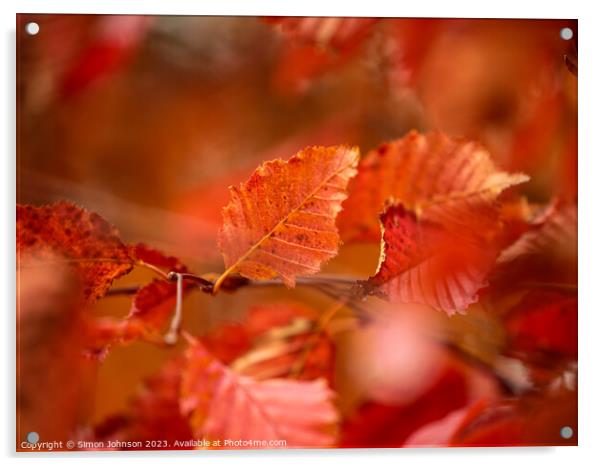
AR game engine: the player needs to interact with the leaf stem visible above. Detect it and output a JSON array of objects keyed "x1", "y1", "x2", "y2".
[
  {"x1": 212, "y1": 266, "x2": 237, "y2": 294},
  {"x1": 164, "y1": 272, "x2": 184, "y2": 345}
]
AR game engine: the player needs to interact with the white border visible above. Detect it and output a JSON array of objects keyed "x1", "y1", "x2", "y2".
[{"x1": 3, "y1": 1, "x2": 601, "y2": 465}]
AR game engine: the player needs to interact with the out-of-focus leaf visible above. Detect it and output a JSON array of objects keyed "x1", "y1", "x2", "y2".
[
  {"x1": 341, "y1": 363, "x2": 470, "y2": 447},
  {"x1": 217, "y1": 145, "x2": 358, "y2": 289},
  {"x1": 60, "y1": 16, "x2": 152, "y2": 97},
  {"x1": 231, "y1": 304, "x2": 334, "y2": 383},
  {"x1": 266, "y1": 17, "x2": 378, "y2": 96},
  {"x1": 17, "y1": 254, "x2": 95, "y2": 449},
  {"x1": 202, "y1": 303, "x2": 334, "y2": 383},
  {"x1": 450, "y1": 389, "x2": 577, "y2": 446},
  {"x1": 496, "y1": 204, "x2": 576, "y2": 268},
  {"x1": 180, "y1": 341, "x2": 339, "y2": 448},
  {"x1": 492, "y1": 204, "x2": 577, "y2": 290}
]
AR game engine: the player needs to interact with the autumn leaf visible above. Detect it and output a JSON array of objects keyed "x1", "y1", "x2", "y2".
[
  {"x1": 17, "y1": 201, "x2": 134, "y2": 303},
  {"x1": 180, "y1": 340, "x2": 339, "y2": 448},
  {"x1": 338, "y1": 131, "x2": 528, "y2": 242},
  {"x1": 364, "y1": 204, "x2": 498, "y2": 315},
  {"x1": 215, "y1": 145, "x2": 359, "y2": 291},
  {"x1": 201, "y1": 303, "x2": 334, "y2": 382},
  {"x1": 230, "y1": 303, "x2": 334, "y2": 382},
  {"x1": 405, "y1": 387, "x2": 577, "y2": 447},
  {"x1": 493, "y1": 204, "x2": 577, "y2": 289}
]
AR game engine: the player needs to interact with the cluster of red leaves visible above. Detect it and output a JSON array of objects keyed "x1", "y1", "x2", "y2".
[
  {"x1": 16, "y1": 130, "x2": 577, "y2": 449},
  {"x1": 90, "y1": 304, "x2": 337, "y2": 449}
]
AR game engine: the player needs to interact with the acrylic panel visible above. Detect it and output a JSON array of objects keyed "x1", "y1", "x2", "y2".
[{"x1": 16, "y1": 14, "x2": 578, "y2": 451}]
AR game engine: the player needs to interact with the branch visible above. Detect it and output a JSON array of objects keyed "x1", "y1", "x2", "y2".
[
  {"x1": 106, "y1": 274, "x2": 366, "y2": 309},
  {"x1": 108, "y1": 271, "x2": 363, "y2": 295}
]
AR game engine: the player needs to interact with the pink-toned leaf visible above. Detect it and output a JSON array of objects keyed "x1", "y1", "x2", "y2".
[{"x1": 181, "y1": 341, "x2": 339, "y2": 448}]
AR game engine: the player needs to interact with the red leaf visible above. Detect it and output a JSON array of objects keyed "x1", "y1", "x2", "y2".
[
  {"x1": 204, "y1": 303, "x2": 335, "y2": 383},
  {"x1": 341, "y1": 365, "x2": 469, "y2": 447},
  {"x1": 17, "y1": 201, "x2": 133, "y2": 303},
  {"x1": 450, "y1": 389, "x2": 577, "y2": 446},
  {"x1": 201, "y1": 323, "x2": 252, "y2": 365},
  {"x1": 494, "y1": 204, "x2": 577, "y2": 288},
  {"x1": 232, "y1": 306, "x2": 334, "y2": 383},
  {"x1": 181, "y1": 341, "x2": 339, "y2": 448},
  {"x1": 365, "y1": 204, "x2": 498, "y2": 314}
]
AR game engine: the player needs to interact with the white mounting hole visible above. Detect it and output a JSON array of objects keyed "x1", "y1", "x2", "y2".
[
  {"x1": 560, "y1": 426, "x2": 574, "y2": 439},
  {"x1": 560, "y1": 27, "x2": 573, "y2": 41},
  {"x1": 25, "y1": 22, "x2": 40, "y2": 36},
  {"x1": 26, "y1": 431, "x2": 39, "y2": 444}
]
